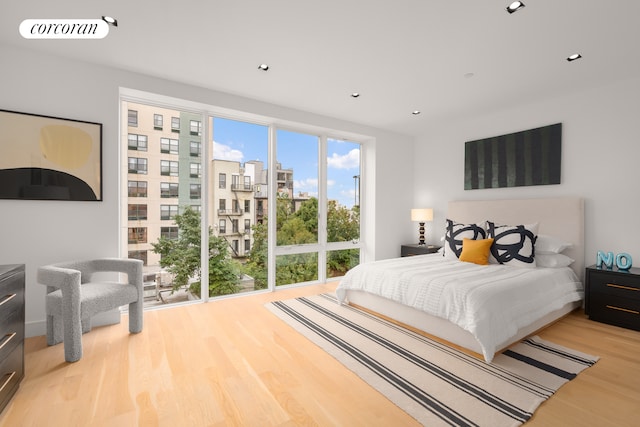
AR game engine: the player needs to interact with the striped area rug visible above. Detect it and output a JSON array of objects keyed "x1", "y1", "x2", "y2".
[{"x1": 266, "y1": 293, "x2": 598, "y2": 427}]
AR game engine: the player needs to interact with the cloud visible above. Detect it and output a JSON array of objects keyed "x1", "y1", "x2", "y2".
[
  {"x1": 327, "y1": 148, "x2": 360, "y2": 169},
  {"x1": 294, "y1": 178, "x2": 318, "y2": 191},
  {"x1": 213, "y1": 141, "x2": 244, "y2": 162}
]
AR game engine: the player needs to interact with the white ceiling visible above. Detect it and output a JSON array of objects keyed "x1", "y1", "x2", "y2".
[{"x1": 2, "y1": 0, "x2": 639, "y2": 137}]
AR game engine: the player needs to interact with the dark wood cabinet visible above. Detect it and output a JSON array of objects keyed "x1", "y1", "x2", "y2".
[
  {"x1": 401, "y1": 244, "x2": 441, "y2": 257},
  {"x1": 585, "y1": 265, "x2": 640, "y2": 331},
  {"x1": 0, "y1": 264, "x2": 25, "y2": 414}
]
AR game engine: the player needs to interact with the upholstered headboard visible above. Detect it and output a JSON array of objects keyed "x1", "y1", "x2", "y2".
[{"x1": 448, "y1": 197, "x2": 585, "y2": 280}]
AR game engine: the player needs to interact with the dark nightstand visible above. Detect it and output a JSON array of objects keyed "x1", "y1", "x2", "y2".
[
  {"x1": 401, "y1": 244, "x2": 441, "y2": 257},
  {"x1": 585, "y1": 265, "x2": 640, "y2": 331}
]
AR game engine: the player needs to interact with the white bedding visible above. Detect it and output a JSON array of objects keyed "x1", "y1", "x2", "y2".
[{"x1": 336, "y1": 254, "x2": 584, "y2": 362}]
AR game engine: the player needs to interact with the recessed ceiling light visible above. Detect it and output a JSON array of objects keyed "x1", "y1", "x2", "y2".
[
  {"x1": 101, "y1": 16, "x2": 118, "y2": 27},
  {"x1": 506, "y1": 1, "x2": 525, "y2": 14},
  {"x1": 567, "y1": 53, "x2": 582, "y2": 62},
  {"x1": 351, "y1": 92, "x2": 360, "y2": 98},
  {"x1": 412, "y1": 111, "x2": 421, "y2": 115},
  {"x1": 258, "y1": 64, "x2": 269, "y2": 71}
]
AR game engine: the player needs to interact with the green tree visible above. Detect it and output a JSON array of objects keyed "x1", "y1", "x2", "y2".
[
  {"x1": 327, "y1": 200, "x2": 359, "y2": 242},
  {"x1": 151, "y1": 206, "x2": 240, "y2": 297},
  {"x1": 293, "y1": 196, "x2": 318, "y2": 239},
  {"x1": 277, "y1": 216, "x2": 315, "y2": 245},
  {"x1": 327, "y1": 201, "x2": 360, "y2": 277},
  {"x1": 244, "y1": 196, "x2": 360, "y2": 286},
  {"x1": 244, "y1": 220, "x2": 268, "y2": 290},
  {"x1": 275, "y1": 193, "x2": 294, "y2": 231}
]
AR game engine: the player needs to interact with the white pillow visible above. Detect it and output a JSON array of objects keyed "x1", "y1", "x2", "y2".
[
  {"x1": 536, "y1": 234, "x2": 573, "y2": 254},
  {"x1": 536, "y1": 253, "x2": 574, "y2": 268},
  {"x1": 443, "y1": 220, "x2": 487, "y2": 260},
  {"x1": 487, "y1": 222, "x2": 538, "y2": 268}
]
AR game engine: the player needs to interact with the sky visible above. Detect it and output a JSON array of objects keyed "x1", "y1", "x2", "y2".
[{"x1": 211, "y1": 117, "x2": 360, "y2": 208}]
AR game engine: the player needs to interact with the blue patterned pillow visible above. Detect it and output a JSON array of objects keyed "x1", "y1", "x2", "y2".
[
  {"x1": 487, "y1": 222, "x2": 538, "y2": 268},
  {"x1": 444, "y1": 219, "x2": 487, "y2": 259}
]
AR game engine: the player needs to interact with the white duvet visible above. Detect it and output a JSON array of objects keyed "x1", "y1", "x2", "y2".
[{"x1": 336, "y1": 254, "x2": 584, "y2": 361}]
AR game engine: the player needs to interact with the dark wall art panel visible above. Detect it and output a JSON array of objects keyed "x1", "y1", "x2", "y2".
[
  {"x1": 0, "y1": 109, "x2": 102, "y2": 201},
  {"x1": 464, "y1": 123, "x2": 562, "y2": 190}
]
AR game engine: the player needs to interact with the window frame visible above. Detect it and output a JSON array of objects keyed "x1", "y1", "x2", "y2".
[
  {"x1": 190, "y1": 119, "x2": 201, "y2": 135},
  {"x1": 128, "y1": 109, "x2": 138, "y2": 127},
  {"x1": 190, "y1": 162, "x2": 201, "y2": 178},
  {"x1": 161, "y1": 226, "x2": 179, "y2": 240},
  {"x1": 190, "y1": 183, "x2": 201, "y2": 199},
  {"x1": 154, "y1": 114, "x2": 163, "y2": 129},
  {"x1": 128, "y1": 227, "x2": 148, "y2": 244},
  {"x1": 128, "y1": 134, "x2": 148, "y2": 151},
  {"x1": 190, "y1": 141, "x2": 201, "y2": 157},
  {"x1": 128, "y1": 157, "x2": 148, "y2": 174},
  {"x1": 128, "y1": 180, "x2": 148, "y2": 197},
  {"x1": 171, "y1": 116, "x2": 180, "y2": 132},
  {"x1": 160, "y1": 182, "x2": 179, "y2": 198},
  {"x1": 160, "y1": 137, "x2": 179, "y2": 154},
  {"x1": 160, "y1": 160, "x2": 179, "y2": 176},
  {"x1": 160, "y1": 204, "x2": 179, "y2": 220},
  {"x1": 121, "y1": 89, "x2": 370, "y2": 301},
  {"x1": 128, "y1": 203, "x2": 147, "y2": 220}
]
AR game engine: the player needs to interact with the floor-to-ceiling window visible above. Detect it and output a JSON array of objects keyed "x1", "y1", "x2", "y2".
[
  {"x1": 122, "y1": 101, "x2": 204, "y2": 306},
  {"x1": 274, "y1": 129, "x2": 320, "y2": 286},
  {"x1": 271, "y1": 130, "x2": 363, "y2": 287},
  {"x1": 326, "y1": 138, "x2": 361, "y2": 279},
  {"x1": 121, "y1": 93, "x2": 365, "y2": 307},
  {"x1": 211, "y1": 116, "x2": 269, "y2": 295}
]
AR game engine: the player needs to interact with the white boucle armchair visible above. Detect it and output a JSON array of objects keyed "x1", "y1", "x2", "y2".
[{"x1": 37, "y1": 258, "x2": 144, "y2": 362}]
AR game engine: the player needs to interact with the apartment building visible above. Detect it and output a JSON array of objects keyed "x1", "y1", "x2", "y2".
[
  {"x1": 125, "y1": 103, "x2": 304, "y2": 275},
  {"x1": 124, "y1": 103, "x2": 203, "y2": 272}
]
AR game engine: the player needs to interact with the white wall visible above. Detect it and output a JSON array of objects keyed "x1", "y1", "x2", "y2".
[
  {"x1": 413, "y1": 76, "x2": 640, "y2": 268},
  {"x1": 0, "y1": 44, "x2": 414, "y2": 337}
]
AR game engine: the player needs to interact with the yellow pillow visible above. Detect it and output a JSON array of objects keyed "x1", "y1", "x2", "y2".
[{"x1": 459, "y1": 238, "x2": 494, "y2": 265}]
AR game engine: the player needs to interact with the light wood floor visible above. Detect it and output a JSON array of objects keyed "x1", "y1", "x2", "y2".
[{"x1": 2, "y1": 282, "x2": 639, "y2": 426}]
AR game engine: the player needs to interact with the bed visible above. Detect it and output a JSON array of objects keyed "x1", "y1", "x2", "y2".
[{"x1": 336, "y1": 197, "x2": 585, "y2": 362}]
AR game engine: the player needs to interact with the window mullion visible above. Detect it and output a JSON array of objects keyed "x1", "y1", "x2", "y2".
[
  {"x1": 267, "y1": 125, "x2": 277, "y2": 291},
  {"x1": 318, "y1": 135, "x2": 328, "y2": 283},
  {"x1": 200, "y1": 112, "x2": 209, "y2": 302}
]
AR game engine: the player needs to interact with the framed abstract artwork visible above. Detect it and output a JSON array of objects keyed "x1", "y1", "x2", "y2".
[
  {"x1": 464, "y1": 123, "x2": 561, "y2": 190},
  {"x1": 0, "y1": 109, "x2": 102, "y2": 201}
]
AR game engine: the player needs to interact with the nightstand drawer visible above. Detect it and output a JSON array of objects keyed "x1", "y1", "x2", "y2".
[
  {"x1": 0, "y1": 293, "x2": 24, "y2": 333},
  {"x1": 401, "y1": 245, "x2": 441, "y2": 257},
  {"x1": 588, "y1": 293, "x2": 640, "y2": 331},
  {"x1": 588, "y1": 271, "x2": 640, "y2": 300},
  {"x1": 0, "y1": 343, "x2": 24, "y2": 413}
]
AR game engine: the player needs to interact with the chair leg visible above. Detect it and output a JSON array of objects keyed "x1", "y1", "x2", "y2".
[
  {"x1": 46, "y1": 314, "x2": 63, "y2": 346},
  {"x1": 81, "y1": 317, "x2": 92, "y2": 334},
  {"x1": 63, "y1": 310, "x2": 83, "y2": 363},
  {"x1": 128, "y1": 301, "x2": 143, "y2": 334}
]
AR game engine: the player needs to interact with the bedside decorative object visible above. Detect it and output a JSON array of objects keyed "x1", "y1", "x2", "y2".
[
  {"x1": 411, "y1": 208, "x2": 433, "y2": 246},
  {"x1": 596, "y1": 251, "x2": 633, "y2": 270},
  {"x1": 585, "y1": 265, "x2": 640, "y2": 331},
  {"x1": 401, "y1": 244, "x2": 441, "y2": 257}
]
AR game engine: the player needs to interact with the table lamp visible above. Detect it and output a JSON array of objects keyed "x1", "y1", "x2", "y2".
[{"x1": 411, "y1": 208, "x2": 433, "y2": 246}]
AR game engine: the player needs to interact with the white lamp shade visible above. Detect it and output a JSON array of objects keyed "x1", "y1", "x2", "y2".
[{"x1": 411, "y1": 208, "x2": 433, "y2": 222}]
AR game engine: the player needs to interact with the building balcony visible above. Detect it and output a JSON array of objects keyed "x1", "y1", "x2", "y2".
[
  {"x1": 231, "y1": 183, "x2": 253, "y2": 192},
  {"x1": 217, "y1": 209, "x2": 243, "y2": 216}
]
